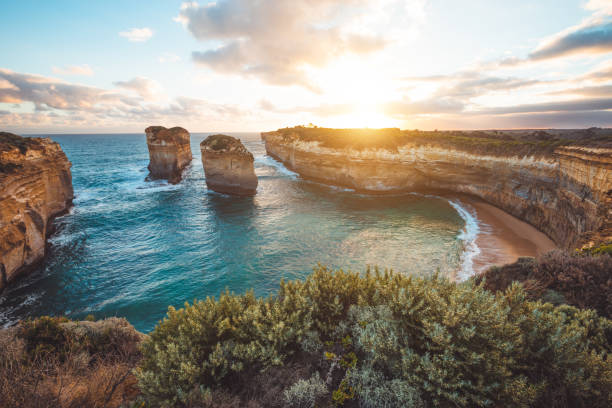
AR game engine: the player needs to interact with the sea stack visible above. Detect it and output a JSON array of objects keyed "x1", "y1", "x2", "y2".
[
  {"x1": 200, "y1": 135, "x2": 258, "y2": 195},
  {"x1": 0, "y1": 132, "x2": 73, "y2": 293},
  {"x1": 145, "y1": 126, "x2": 192, "y2": 184}
]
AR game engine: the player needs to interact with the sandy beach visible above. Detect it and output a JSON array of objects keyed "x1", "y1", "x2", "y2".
[{"x1": 455, "y1": 195, "x2": 557, "y2": 275}]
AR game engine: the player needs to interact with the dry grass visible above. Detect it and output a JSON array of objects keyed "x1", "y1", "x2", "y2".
[{"x1": 0, "y1": 317, "x2": 143, "y2": 408}]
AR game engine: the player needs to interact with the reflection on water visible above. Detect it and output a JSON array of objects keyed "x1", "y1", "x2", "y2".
[{"x1": 0, "y1": 133, "x2": 467, "y2": 332}]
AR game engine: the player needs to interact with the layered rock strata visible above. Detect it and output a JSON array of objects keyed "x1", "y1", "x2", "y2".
[
  {"x1": 200, "y1": 135, "x2": 258, "y2": 195},
  {"x1": 0, "y1": 132, "x2": 73, "y2": 292},
  {"x1": 145, "y1": 126, "x2": 192, "y2": 183},
  {"x1": 262, "y1": 128, "x2": 612, "y2": 249}
]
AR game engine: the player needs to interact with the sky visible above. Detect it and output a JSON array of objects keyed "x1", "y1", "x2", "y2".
[{"x1": 0, "y1": 0, "x2": 611, "y2": 133}]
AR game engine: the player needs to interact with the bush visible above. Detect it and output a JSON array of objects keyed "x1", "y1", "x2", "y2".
[
  {"x1": 477, "y1": 250, "x2": 612, "y2": 318},
  {"x1": 0, "y1": 317, "x2": 144, "y2": 408},
  {"x1": 284, "y1": 372, "x2": 327, "y2": 408},
  {"x1": 138, "y1": 266, "x2": 612, "y2": 407}
]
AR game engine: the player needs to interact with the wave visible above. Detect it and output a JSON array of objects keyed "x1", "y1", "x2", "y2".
[
  {"x1": 254, "y1": 155, "x2": 299, "y2": 179},
  {"x1": 448, "y1": 200, "x2": 481, "y2": 281}
]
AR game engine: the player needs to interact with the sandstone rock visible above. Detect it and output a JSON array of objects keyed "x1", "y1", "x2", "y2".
[
  {"x1": 145, "y1": 126, "x2": 192, "y2": 183},
  {"x1": 0, "y1": 132, "x2": 73, "y2": 293},
  {"x1": 200, "y1": 135, "x2": 258, "y2": 195},
  {"x1": 261, "y1": 128, "x2": 612, "y2": 249}
]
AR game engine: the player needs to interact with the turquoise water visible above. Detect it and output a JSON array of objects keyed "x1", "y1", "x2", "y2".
[{"x1": 0, "y1": 133, "x2": 472, "y2": 332}]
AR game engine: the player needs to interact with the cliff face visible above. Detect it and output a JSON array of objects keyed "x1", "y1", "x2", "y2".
[
  {"x1": 261, "y1": 129, "x2": 611, "y2": 249},
  {"x1": 200, "y1": 135, "x2": 258, "y2": 195},
  {"x1": 145, "y1": 126, "x2": 192, "y2": 184},
  {"x1": 0, "y1": 132, "x2": 73, "y2": 292}
]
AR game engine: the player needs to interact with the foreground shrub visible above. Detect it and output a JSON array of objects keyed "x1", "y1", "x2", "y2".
[
  {"x1": 137, "y1": 267, "x2": 612, "y2": 407},
  {"x1": 477, "y1": 250, "x2": 612, "y2": 318},
  {"x1": 0, "y1": 317, "x2": 144, "y2": 408},
  {"x1": 284, "y1": 372, "x2": 327, "y2": 408}
]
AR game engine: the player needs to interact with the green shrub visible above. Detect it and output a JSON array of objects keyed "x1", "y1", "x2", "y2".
[
  {"x1": 284, "y1": 372, "x2": 327, "y2": 408},
  {"x1": 346, "y1": 366, "x2": 425, "y2": 408},
  {"x1": 137, "y1": 266, "x2": 612, "y2": 408},
  {"x1": 478, "y1": 250, "x2": 612, "y2": 318}
]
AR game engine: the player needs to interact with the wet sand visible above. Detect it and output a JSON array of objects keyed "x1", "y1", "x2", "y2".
[{"x1": 456, "y1": 196, "x2": 557, "y2": 275}]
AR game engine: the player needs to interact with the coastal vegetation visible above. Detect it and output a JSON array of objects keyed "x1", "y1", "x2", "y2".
[
  {"x1": 269, "y1": 126, "x2": 612, "y2": 156},
  {"x1": 3, "y1": 255, "x2": 611, "y2": 408},
  {"x1": 477, "y1": 247, "x2": 612, "y2": 319}
]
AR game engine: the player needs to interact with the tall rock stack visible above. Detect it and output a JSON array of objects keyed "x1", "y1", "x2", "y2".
[
  {"x1": 145, "y1": 126, "x2": 192, "y2": 184},
  {"x1": 0, "y1": 132, "x2": 74, "y2": 293},
  {"x1": 200, "y1": 135, "x2": 258, "y2": 195}
]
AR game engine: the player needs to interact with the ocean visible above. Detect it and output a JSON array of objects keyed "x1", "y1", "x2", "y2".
[{"x1": 0, "y1": 133, "x2": 478, "y2": 332}]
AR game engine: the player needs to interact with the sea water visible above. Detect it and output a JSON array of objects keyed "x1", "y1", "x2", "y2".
[{"x1": 0, "y1": 133, "x2": 478, "y2": 332}]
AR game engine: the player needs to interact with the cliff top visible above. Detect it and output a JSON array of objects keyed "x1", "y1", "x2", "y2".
[
  {"x1": 200, "y1": 134, "x2": 253, "y2": 158},
  {"x1": 263, "y1": 126, "x2": 612, "y2": 157},
  {"x1": 0, "y1": 132, "x2": 62, "y2": 174},
  {"x1": 145, "y1": 126, "x2": 190, "y2": 145},
  {"x1": 0, "y1": 131, "x2": 41, "y2": 154}
]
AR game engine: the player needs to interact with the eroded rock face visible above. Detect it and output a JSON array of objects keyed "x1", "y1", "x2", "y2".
[
  {"x1": 200, "y1": 135, "x2": 258, "y2": 195},
  {"x1": 145, "y1": 126, "x2": 192, "y2": 183},
  {"x1": 0, "y1": 132, "x2": 73, "y2": 293},
  {"x1": 261, "y1": 129, "x2": 612, "y2": 249}
]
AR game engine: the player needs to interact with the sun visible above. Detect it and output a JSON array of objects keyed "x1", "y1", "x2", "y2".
[{"x1": 311, "y1": 57, "x2": 402, "y2": 129}]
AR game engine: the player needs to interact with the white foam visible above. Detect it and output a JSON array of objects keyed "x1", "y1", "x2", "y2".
[
  {"x1": 254, "y1": 155, "x2": 299, "y2": 179},
  {"x1": 448, "y1": 200, "x2": 481, "y2": 281}
]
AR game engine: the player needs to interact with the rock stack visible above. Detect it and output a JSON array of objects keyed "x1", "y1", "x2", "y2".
[
  {"x1": 200, "y1": 135, "x2": 258, "y2": 195},
  {"x1": 145, "y1": 126, "x2": 192, "y2": 183}
]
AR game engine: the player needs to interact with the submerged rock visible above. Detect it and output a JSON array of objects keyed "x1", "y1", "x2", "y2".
[
  {"x1": 200, "y1": 134, "x2": 258, "y2": 195},
  {"x1": 145, "y1": 126, "x2": 192, "y2": 183},
  {"x1": 0, "y1": 132, "x2": 74, "y2": 293}
]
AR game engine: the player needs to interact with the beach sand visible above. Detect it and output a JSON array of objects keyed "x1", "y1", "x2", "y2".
[{"x1": 455, "y1": 196, "x2": 557, "y2": 275}]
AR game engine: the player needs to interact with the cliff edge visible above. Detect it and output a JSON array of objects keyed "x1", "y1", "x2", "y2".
[
  {"x1": 145, "y1": 126, "x2": 192, "y2": 184},
  {"x1": 0, "y1": 132, "x2": 73, "y2": 293},
  {"x1": 200, "y1": 134, "x2": 258, "y2": 195},
  {"x1": 261, "y1": 127, "x2": 612, "y2": 249}
]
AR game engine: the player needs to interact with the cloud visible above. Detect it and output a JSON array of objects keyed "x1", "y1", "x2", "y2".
[
  {"x1": 528, "y1": 20, "x2": 612, "y2": 61},
  {"x1": 0, "y1": 68, "x2": 131, "y2": 110},
  {"x1": 0, "y1": 68, "x2": 246, "y2": 131},
  {"x1": 585, "y1": 0, "x2": 612, "y2": 16},
  {"x1": 113, "y1": 77, "x2": 161, "y2": 100},
  {"x1": 547, "y1": 84, "x2": 612, "y2": 97},
  {"x1": 178, "y1": 0, "x2": 420, "y2": 89},
  {"x1": 581, "y1": 59, "x2": 612, "y2": 81},
  {"x1": 404, "y1": 72, "x2": 542, "y2": 98},
  {"x1": 51, "y1": 64, "x2": 94, "y2": 76},
  {"x1": 478, "y1": 97, "x2": 612, "y2": 115},
  {"x1": 384, "y1": 97, "x2": 465, "y2": 116},
  {"x1": 119, "y1": 27, "x2": 153, "y2": 42}
]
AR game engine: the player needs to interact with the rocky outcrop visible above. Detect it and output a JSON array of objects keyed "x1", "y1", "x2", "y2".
[
  {"x1": 145, "y1": 126, "x2": 192, "y2": 183},
  {"x1": 262, "y1": 128, "x2": 612, "y2": 249},
  {"x1": 0, "y1": 132, "x2": 73, "y2": 293},
  {"x1": 200, "y1": 135, "x2": 258, "y2": 195}
]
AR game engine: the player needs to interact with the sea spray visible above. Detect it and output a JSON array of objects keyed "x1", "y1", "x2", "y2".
[
  {"x1": 448, "y1": 200, "x2": 481, "y2": 281},
  {"x1": 254, "y1": 155, "x2": 299, "y2": 179}
]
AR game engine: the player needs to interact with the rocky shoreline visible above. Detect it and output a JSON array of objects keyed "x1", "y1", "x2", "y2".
[
  {"x1": 261, "y1": 127, "x2": 612, "y2": 250},
  {"x1": 0, "y1": 132, "x2": 73, "y2": 293}
]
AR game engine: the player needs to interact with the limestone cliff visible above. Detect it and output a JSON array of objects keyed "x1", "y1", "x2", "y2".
[
  {"x1": 0, "y1": 132, "x2": 73, "y2": 292},
  {"x1": 262, "y1": 127, "x2": 611, "y2": 249},
  {"x1": 145, "y1": 126, "x2": 192, "y2": 184},
  {"x1": 200, "y1": 135, "x2": 258, "y2": 195}
]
